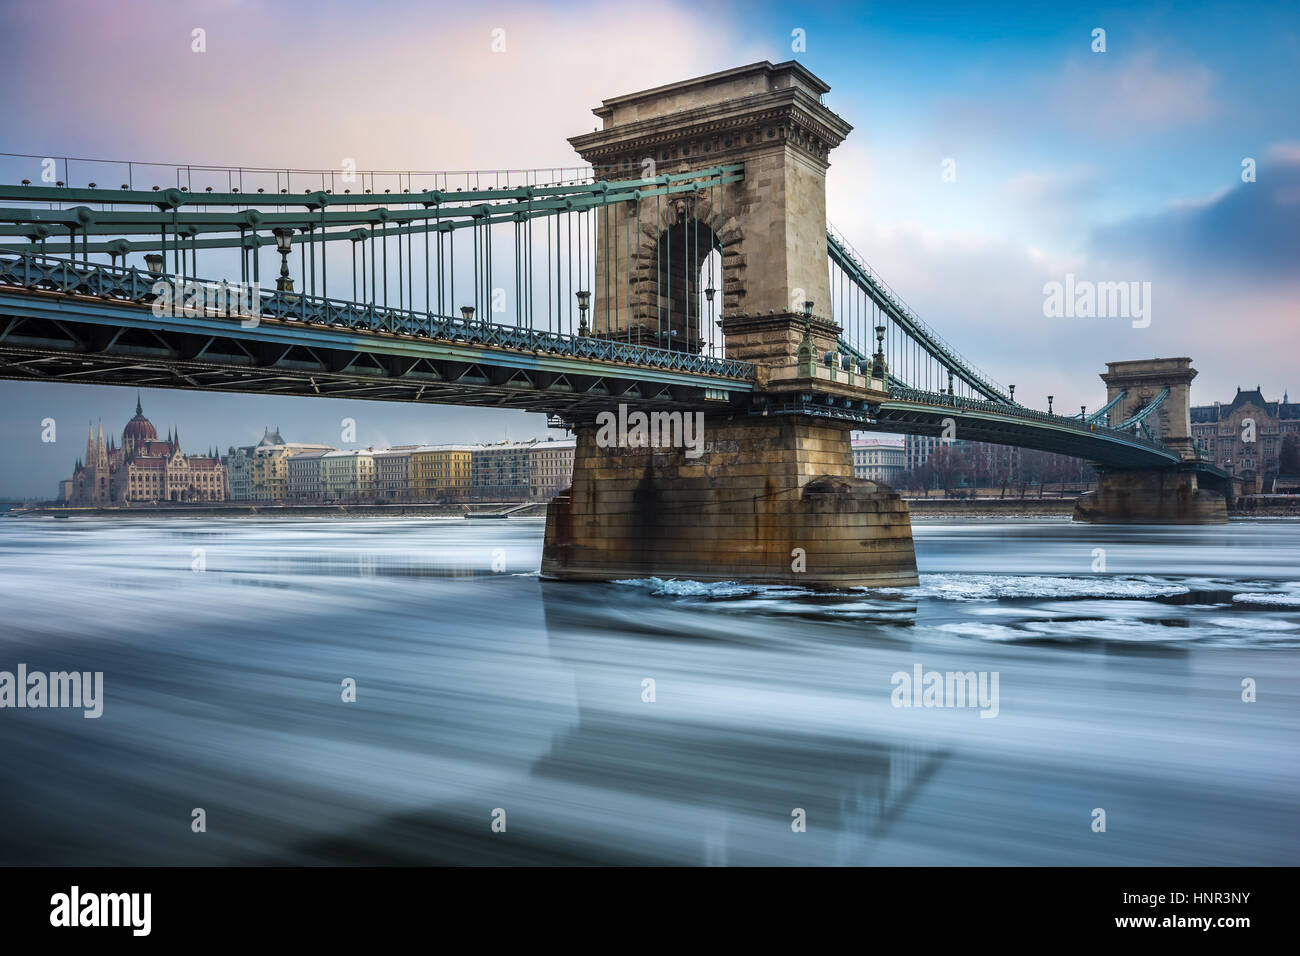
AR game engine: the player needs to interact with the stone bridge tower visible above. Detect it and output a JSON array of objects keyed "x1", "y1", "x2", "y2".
[
  {"x1": 1074, "y1": 357, "x2": 1227, "y2": 523},
  {"x1": 543, "y1": 63, "x2": 918, "y2": 589},
  {"x1": 567, "y1": 60, "x2": 853, "y2": 368},
  {"x1": 1099, "y1": 358, "x2": 1197, "y2": 459}
]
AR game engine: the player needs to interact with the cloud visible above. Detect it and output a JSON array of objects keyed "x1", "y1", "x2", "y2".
[
  {"x1": 1267, "y1": 141, "x2": 1300, "y2": 163},
  {"x1": 926, "y1": 49, "x2": 1220, "y2": 149},
  {"x1": 998, "y1": 165, "x2": 1104, "y2": 237},
  {"x1": 1050, "y1": 51, "x2": 1218, "y2": 132},
  {"x1": 1090, "y1": 145, "x2": 1300, "y2": 280},
  {"x1": 0, "y1": 0, "x2": 763, "y2": 172},
  {"x1": 1002, "y1": 167, "x2": 1101, "y2": 207}
]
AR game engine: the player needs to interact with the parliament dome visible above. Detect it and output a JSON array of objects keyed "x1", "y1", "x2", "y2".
[{"x1": 122, "y1": 395, "x2": 157, "y2": 445}]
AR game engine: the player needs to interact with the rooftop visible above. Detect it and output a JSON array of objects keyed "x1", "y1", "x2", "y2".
[{"x1": 1191, "y1": 387, "x2": 1299, "y2": 422}]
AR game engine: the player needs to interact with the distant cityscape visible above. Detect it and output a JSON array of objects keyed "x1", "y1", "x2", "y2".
[
  {"x1": 61, "y1": 397, "x2": 577, "y2": 505},
  {"x1": 56, "y1": 386, "x2": 1300, "y2": 505}
]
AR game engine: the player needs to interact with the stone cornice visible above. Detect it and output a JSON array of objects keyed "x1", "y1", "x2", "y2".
[
  {"x1": 1103, "y1": 368, "x2": 1198, "y2": 386},
  {"x1": 720, "y1": 311, "x2": 842, "y2": 336},
  {"x1": 569, "y1": 88, "x2": 852, "y2": 170},
  {"x1": 592, "y1": 60, "x2": 832, "y2": 115}
]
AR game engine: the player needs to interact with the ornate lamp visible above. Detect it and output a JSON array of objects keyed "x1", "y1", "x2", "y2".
[
  {"x1": 871, "y1": 324, "x2": 888, "y2": 382},
  {"x1": 575, "y1": 290, "x2": 591, "y2": 336},
  {"x1": 272, "y1": 227, "x2": 294, "y2": 293}
]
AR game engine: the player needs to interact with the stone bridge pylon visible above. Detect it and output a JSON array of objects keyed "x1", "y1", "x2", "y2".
[
  {"x1": 566, "y1": 59, "x2": 851, "y2": 353},
  {"x1": 542, "y1": 62, "x2": 918, "y2": 588},
  {"x1": 1074, "y1": 358, "x2": 1229, "y2": 523}
]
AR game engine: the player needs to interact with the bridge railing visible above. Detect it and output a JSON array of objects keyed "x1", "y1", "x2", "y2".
[
  {"x1": 0, "y1": 250, "x2": 756, "y2": 381},
  {"x1": 887, "y1": 385, "x2": 1173, "y2": 453}
]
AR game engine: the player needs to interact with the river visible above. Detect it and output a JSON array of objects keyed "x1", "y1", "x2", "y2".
[{"x1": 0, "y1": 515, "x2": 1296, "y2": 865}]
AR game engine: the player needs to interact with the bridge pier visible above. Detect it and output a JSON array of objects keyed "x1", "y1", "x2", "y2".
[
  {"x1": 541, "y1": 416, "x2": 918, "y2": 588},
  {"x1": 1073, "y1": 467, "x2": 1227, "y2": 524}
]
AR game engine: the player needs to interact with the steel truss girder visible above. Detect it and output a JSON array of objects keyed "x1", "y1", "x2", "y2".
[
  {"x1": 0, "y1": 337, "x2": 716, "y2": 417},
  {"x1": 0, "y1": 296, "x2": 748, "y2": 417}
]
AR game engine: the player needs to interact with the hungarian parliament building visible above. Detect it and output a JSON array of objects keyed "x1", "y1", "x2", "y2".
[{"x1": 62, "y1": 398, "x2": 227, "y2": 504}]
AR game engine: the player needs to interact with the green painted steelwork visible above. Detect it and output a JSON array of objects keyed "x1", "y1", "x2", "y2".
[
  {"x1": 1114, "y1": 387, "x2": 1169, "y2": 430},
  {"x1": 877, "y1": 387, "x2": 1182, "y2": 468},
  {"x1": 1084, "y1": 389, "x2": 1127, "y2": 424},
  {"x1": 0, "y1": 166, "x2": 744, "y2": 255},
  {"x1": 828, "y1": 230, "x2": 1012, "y2": 404}
]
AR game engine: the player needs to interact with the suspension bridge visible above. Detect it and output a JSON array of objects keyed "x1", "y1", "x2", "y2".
[{"x1": 0, "y1": 61, "x2": 1230, "y2": 586}]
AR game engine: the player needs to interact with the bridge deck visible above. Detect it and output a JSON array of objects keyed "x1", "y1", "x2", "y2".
[
  {"x1": 0, "y1": 255, "x2": 752, "y2": 416},
  {"x1": 0, "y1": 253, "x2": 1212, "y2": 472}
]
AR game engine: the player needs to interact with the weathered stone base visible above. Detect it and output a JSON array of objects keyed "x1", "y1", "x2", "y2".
[
  {"x1": 1073, "y1": 468, "x2": 1228, "y2": 524},
  {"x1": 541, "y1": 416, "x2": 918, "y2": 588}
]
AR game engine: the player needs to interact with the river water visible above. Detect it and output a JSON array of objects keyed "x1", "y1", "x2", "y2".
[{"x1": 0, "y1": 515, "x2": 1296, "y2": 865}]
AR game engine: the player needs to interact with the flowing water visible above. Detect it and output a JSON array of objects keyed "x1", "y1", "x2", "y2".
[{"x1": 0, "y1": 515, "x2": 1296, "y2": 865}]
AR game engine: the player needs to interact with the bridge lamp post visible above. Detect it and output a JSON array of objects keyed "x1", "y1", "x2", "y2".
[
  {"x1": 272, "y1": 228, "x2": 295, "y2": 294},
  {"x1": 1081, "y1": 405, "x2": 1087, "y2": 420},
  {"x1": 460, "y1": 305, "x2": 475, "y2": 330},
  {"x1": 869, "y1": 325, "x2": 888, "y2": 386},
  {"x1": 106, "y1": 240, "x2": 129, "y2": 273},
  {"x1": 575, "y1": 290, "x2": 591, "y2": 336},
  {"x1": 1008, "y1": 384, "x2": 1016, "y2": 403},
  {"x1": 144, "y1": 253, "x2": 165, "y2": 276},
  {"x1": 803, "y1": 300, "x2": 814, "y2": 318},
  {"x1": 704, "y1": 287, "x2": 716, "y2": 355},
  {"x1": 1047, "y1": 395, "x2": 1054, "y2": 415}
]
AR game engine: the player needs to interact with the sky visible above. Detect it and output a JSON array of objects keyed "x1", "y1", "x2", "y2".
[{"x1": 0, "y1": 0, "x2": 1297, "y2": 497}]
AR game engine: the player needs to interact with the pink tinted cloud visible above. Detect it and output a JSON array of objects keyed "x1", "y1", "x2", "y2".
[{"x1": 2, "y1": 0, "x2": 762, "y2": 171}]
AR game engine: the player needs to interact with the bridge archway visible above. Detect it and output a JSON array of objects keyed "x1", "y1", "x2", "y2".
[
  {"x1": 582, "y1": 178, "x2": 729, "y2": 354},
  {"x1": 645, "y1": 198, "x2": 722, "y2": 353}
]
